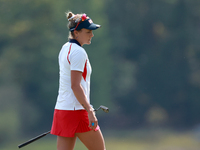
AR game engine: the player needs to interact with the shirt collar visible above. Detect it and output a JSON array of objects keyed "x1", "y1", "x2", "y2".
[{"x1": 69, "y1": 39, "x2": 81, "y2": 47}]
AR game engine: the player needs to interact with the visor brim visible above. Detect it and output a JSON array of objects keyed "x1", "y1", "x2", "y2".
[{"x1": 85, "y1": 24, "x2": 101, "y2": 30}]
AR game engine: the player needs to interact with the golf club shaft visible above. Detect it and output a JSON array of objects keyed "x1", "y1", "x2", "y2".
[{"x1": 18, "y1": 131, "x2": 50, "y2": 148}]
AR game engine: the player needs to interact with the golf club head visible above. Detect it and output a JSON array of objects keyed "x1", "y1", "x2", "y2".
[{"x1": 99, "y1": 105, "x2": 109, "y2": 113}]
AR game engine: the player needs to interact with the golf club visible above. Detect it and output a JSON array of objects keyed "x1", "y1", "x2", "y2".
[
  {"x1": 18, "y1": 105, "x2": 109, "y2": 148},
  {"x1": 94, "y1": 105, "x2": 109, "y2": 113}
]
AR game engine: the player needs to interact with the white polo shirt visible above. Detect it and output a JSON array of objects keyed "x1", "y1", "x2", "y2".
[{"x1": 55, "y1": 40, "x2": 92, "y2": 110}]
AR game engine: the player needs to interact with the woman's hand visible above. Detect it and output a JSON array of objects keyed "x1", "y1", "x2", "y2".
[{"x1": 88, "y1": 110, "x2": 98, "y2": 130}]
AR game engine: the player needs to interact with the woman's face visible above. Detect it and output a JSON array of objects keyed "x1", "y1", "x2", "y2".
[{"x1": 75, "y1": 28, "x2": 94, "y2": 46}]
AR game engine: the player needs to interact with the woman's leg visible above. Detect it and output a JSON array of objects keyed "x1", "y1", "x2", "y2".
[
  {"x1": 76, "y1": 129, "x2": 106, "y2": 150},
  {"x1": 57, "y1": 136, "x2": 77, "y2": 150}
]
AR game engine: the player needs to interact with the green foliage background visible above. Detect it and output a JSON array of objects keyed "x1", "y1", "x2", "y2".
[{"x1": 1, "y1": 0, "x2": 200, "y2": 145}]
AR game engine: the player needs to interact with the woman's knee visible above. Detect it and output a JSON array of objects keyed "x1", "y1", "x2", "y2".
[{"x1": 57, "y1": 136, "x2": 77, "y2": 150}]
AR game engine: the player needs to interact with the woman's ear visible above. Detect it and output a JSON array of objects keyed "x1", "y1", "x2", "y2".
[{"x1": 74, "y1": 30, "x2": 79, "y2": 38}]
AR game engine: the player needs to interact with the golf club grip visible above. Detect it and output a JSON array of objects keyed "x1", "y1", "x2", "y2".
[{"x1": 18, "y1": 131, "x2": 51, "y2": 148}]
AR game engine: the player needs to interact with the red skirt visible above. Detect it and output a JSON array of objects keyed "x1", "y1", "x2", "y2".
[{"x1": 51, "y1": 109, "x2": 99, "y2": 137}]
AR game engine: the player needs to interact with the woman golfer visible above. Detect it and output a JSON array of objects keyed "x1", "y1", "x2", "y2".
[{"x1": 51, "y1": 11, "x2": 106, "y2": 150}]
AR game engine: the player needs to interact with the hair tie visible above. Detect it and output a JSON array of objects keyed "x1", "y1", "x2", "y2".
[{"x1": 68, "y1": 15, "x2": 76, "y2": 21}]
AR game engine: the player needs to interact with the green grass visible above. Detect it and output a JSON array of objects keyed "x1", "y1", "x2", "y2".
[{"x1": 1, "y1": 130, "x2": 200, "y2": 150}]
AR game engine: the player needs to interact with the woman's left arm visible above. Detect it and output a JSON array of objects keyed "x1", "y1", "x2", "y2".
[{"x1": 71, "y1": 70, "x2": 98, "y2": 130}]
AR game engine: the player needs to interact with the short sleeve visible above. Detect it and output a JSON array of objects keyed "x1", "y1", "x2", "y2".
[{"x1": 70, "y1": 48, "x2": 87, "y2": 72}]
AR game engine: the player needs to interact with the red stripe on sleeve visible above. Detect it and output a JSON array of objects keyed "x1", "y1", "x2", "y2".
[
  {"x1": 82, "y1": 60, "x2": 87, "y2": 81},
  {"x1": 67, "y1": 44, "x2": 72, "y2": 64}
]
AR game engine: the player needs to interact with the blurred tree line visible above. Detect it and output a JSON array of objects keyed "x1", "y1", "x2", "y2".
[{"x1": 0, "y1": 0, "x2": 200, "y2": 143}]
